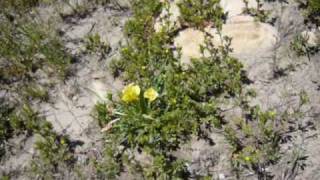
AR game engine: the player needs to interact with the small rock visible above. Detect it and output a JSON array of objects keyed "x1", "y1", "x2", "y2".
[
  {"x1": 114, "y1": 0, "x2": 131, "y2": 9},
  {"x1": 217, "y1": 17, "x2": 279, "y2": 54},
  {"x1": 218, "y1": 173, "x2": 226, "y2": 179}
]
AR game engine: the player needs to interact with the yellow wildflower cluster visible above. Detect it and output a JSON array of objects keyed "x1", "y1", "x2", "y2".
[{"x1": 121, "y1": 83, "x2": 158, "y2": 103}]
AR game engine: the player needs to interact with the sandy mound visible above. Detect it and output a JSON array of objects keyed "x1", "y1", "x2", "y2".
[{"x1": 174, "y1": 15, "x2": 279, "y2": 64}]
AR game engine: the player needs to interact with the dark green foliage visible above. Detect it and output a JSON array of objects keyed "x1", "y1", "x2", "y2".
[
  {"x1": 0, "y1": 100, "x2": 75, "y2": 177},
  {"x1": 0, "y1": 103, "x2": 39, "y2": 158},
  {"x1": 0, "y1": 101, "x2": 75, "y2": 171},
  {"x1": 297, "y1": 0, "x2": 320, "y2": 26},
  {"x1": 243, "y1": 5, "x2": 270, "y2": 23},
  {"x1": 178, "y1": 0, "x2": 225, "y2": 28},
  {"x1": 0, "y1": 0, "x2": 42, "y2": 11}
]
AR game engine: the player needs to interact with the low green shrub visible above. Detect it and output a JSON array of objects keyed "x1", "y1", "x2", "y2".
[
  {"x1": 178, "y1": 0, "x2": 225, "y2": 28},
  {"x1": 95, "y1": 0, "x2": 250, "y2": 178},
  {"x1": 225, "y1": 106, "x2": 281, "y2": 178}
]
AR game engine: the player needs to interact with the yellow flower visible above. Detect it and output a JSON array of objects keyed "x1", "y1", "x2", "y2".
[
  {"x1": 244, "y1": 156, "x2": 251, "y2": 162},
  {"x1": 121, "y1": 83, "x2": 141, "y2": 103},
  {"x1": 144, "y1": 88, "x2": 158, "y2": 102}
]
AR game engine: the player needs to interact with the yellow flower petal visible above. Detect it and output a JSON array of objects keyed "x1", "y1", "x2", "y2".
[
  {"x1": 144, "y1": 88, "x2": 158, "y2": 102},
  {"x1": 121, "y1": 83, "x2": 141, "y2": 103}
]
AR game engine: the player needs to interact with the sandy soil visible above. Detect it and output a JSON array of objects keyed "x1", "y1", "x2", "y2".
[{"x1": 1, "y1": 0, "x2": 320, "y2": 179}]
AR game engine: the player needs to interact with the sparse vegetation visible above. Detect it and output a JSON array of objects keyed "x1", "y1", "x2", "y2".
[
  {"x1": 226, "y1": 106, "x2": 281, "y2": 179},
  {"x1": 290, "y1": 34, "x2": 319, "y2": 58},
  {"x1": 85, "y1": 33, "x2": 111, "y2": 57},
  {"x1": 0, "y1": 0, "x2": 319, "y2": 179},
  {"x1": 243, "y1": 0, "x2": 270, "y2": 23},
  {"x1": 0, "y1": 0, "x2": 76, "y2": 178},
  {"x1": 296, "y1": 0, "x2": 320, "y2": 26}
]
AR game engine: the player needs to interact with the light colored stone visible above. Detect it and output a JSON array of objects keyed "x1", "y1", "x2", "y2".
[
  {"x1": 173, "y1": 15, "x2": 279, "y2": 64},
  {"x1": 218, "y1": 18, "x2": 279, "y2": 54},
  {"x1": 226, "y1": 14, "x2": 255, "y2": 24},
  {"x1": 220, "y1": 0, "x2": 257, "y2": 18},
  {"x1": 174, "y1": 28, "x2": 205, "y2": 64},
  {"x1": 115, "y1": 0, "x2": 131, "y2": 8},
  {"x1": 301, "y1": 29, "x2": 319, "y2": 46}
]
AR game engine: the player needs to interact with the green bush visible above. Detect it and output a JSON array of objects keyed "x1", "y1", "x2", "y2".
[
  {"x1": 178, "y1": 0, "x2": 225, "y2": 28},
  {"x1": 96, "y1": 0, "x2": 249, "y2": 178}
]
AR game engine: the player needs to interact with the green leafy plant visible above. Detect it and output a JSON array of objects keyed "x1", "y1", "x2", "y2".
[
  {"x1": 96, "y1": 0, "x2": 250, "y2": 178},
  {"x1": 225, "y1": 106, "x2": 281, "y2": 178},
  {"x1": 178, "y1": 0, "x2": 225, "y2": 28}
]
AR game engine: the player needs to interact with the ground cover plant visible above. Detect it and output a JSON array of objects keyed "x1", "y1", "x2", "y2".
[
  {"x1": 0, "y1": 1, "x2": 77, "y2": 178},
  {"x1": 94, "y1": 0, "x2": 291, "y2": 178}
]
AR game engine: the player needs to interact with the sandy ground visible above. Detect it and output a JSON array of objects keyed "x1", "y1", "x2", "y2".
[{"x1": 1, "y1": 0, "x2": 320, "y2": 179}]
